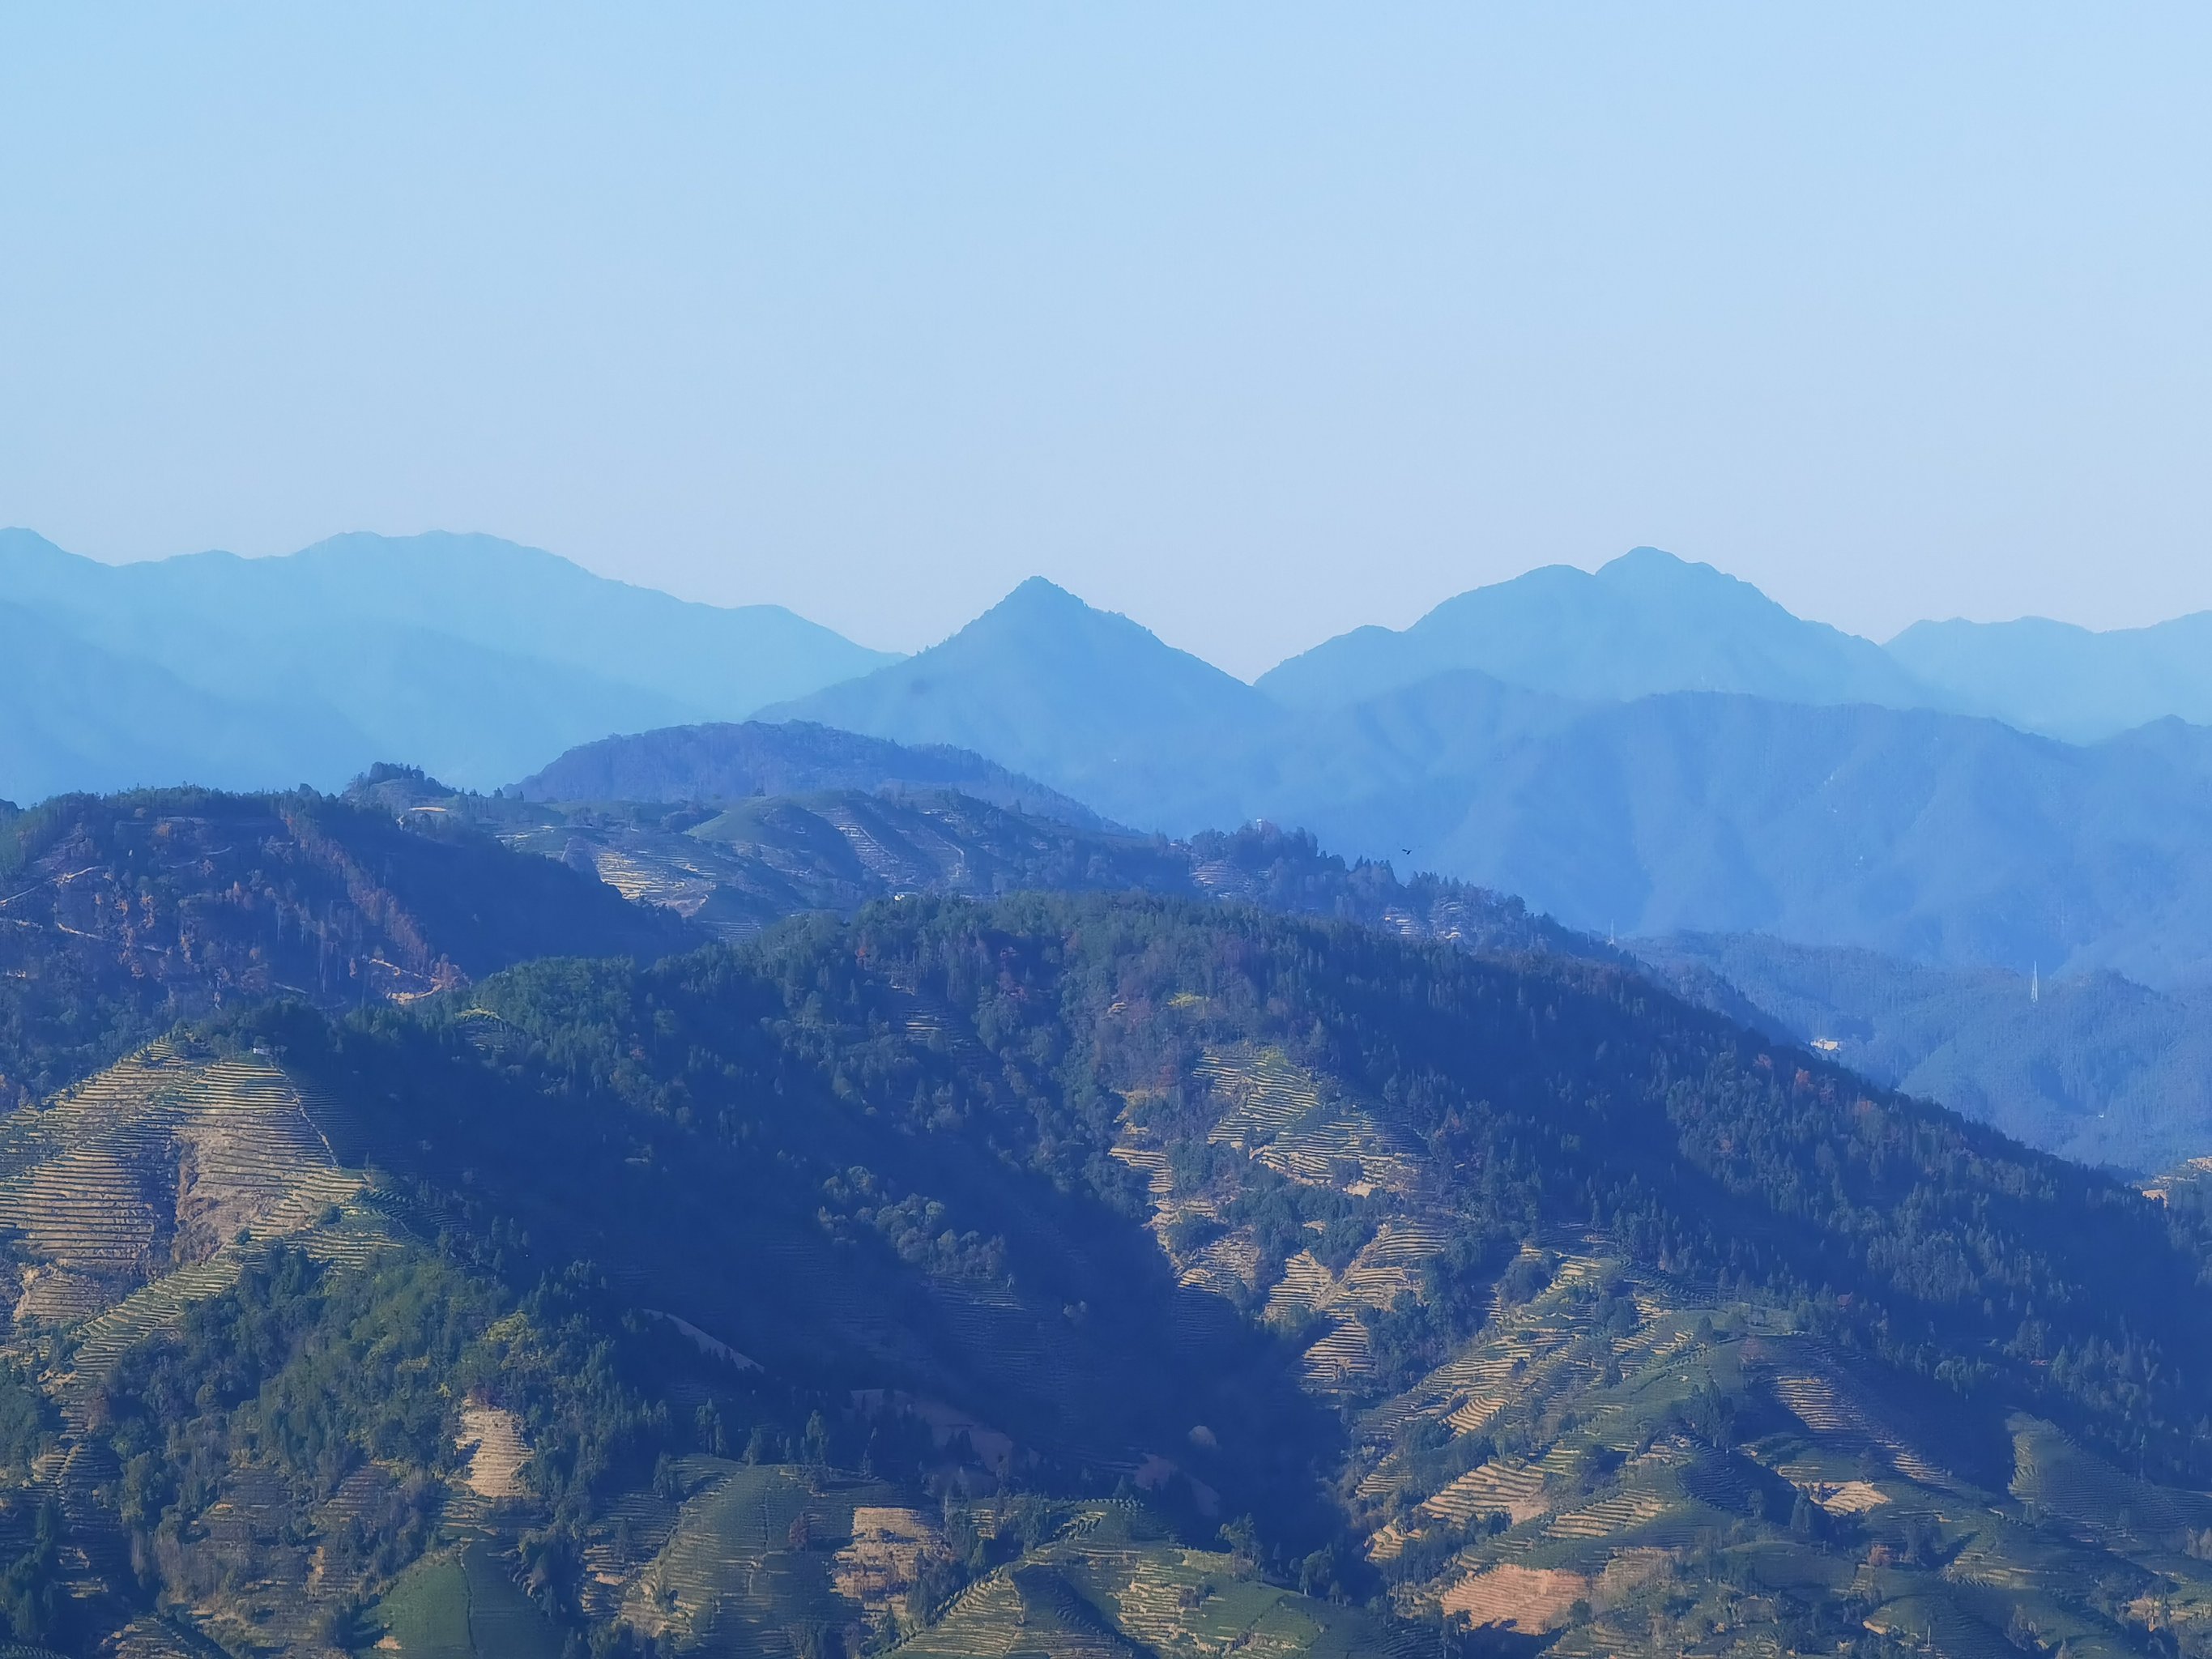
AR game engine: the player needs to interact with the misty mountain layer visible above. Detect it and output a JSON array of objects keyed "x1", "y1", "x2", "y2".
[
  {"x1": 765, "y1": 575, "x2": 2212, "y2": 986},
  {"x1": 0, "y1": 529, "x2": 894, "y2": 798}
]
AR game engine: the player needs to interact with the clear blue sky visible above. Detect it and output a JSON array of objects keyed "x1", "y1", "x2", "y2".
[{"x1": 3, "y1": 6, "x2": 2208, "y2": 676}]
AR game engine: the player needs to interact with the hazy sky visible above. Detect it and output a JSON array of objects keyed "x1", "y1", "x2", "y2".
[{"x1": 4, "y1": 7, "x2": 2209, "y2": 676}]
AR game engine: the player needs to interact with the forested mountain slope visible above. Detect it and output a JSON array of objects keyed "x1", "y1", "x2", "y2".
[
  {"x1": 457, "y1": 783, "x2": 1599, "y2": 964},
  {"x1": 458, "y1": 782, "x2": 2212, "y2": 1175},
  {"x1": 1637, "y1": 932, "x2": 2212, "y2": 1175},
  {"x1": 2, "y1": 895, "x2": 2210, "y2": 1655},
  {"x1": 0, "y1": 783, "x2": 694, "y2": 1107}
]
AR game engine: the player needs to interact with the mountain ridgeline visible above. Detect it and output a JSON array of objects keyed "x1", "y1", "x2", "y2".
[
  {"x1": 760, "y1": 569, "x2": 2212, "y2": 986},
  {"x1": 513, "y1": 719, "x2": 1105, "y2": 829},
  {"x1": 0, "y1": 529, "x2": 894, "y2": 800},
  {"x1": 13, "y1": 530, "x2": 2212, "y2": 992},
  {"x1": 1257, "y1": 546, "x2": 1934, "y2": 713},
  {"x1": 467, "y1": 778, "x2": 1598, "y2": 956}
]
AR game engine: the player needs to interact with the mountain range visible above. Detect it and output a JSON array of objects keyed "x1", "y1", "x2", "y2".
[
  {"x1": 6, "y1": 756, "x2": 2212, "y2": 1651},
  {"x1": 765, "y1": 577, "x2": 2212, "y2": 986},
  {"x1": 14, "y1": 530, "x2": 2212, "y2": 993},
  {"x1": 1263, "y1": 545, "x2": 2212, "y2": 740},
  {"x1": 1257, "y1": 546, "x2": 1933, "y2": 713},
  {"x1": 0, "y1": 529, "x2": 893, "y2": 800},
  {"x1": 24, "y1": 759, "x2": 2199, "y2": 1179},
  {"x1": 432, "y1": 759, "x2": 2212, "y2": 1174}
]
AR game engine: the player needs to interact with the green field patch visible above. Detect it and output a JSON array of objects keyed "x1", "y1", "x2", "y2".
[
  {"x1": 2010, "y1": 1414, "x2": 2212, "y2": 1546},
  {"x1": 376, "y1": 1548, "x2": 472, "y2": 1659},
  {"x1": 373, "y1": 1542, "x2": 564, "y2": 1659},
  {"x1": 626, "y1": 1461, "x2": 906, "y2": 1652}
]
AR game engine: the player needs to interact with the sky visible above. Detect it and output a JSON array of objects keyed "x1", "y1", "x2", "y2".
[{"x1": 3, "y1": 6, "x2": 2209, "y2": 678}]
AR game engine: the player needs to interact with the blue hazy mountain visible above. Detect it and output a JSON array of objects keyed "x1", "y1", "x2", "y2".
[
  {"x1": 1274, "y1": 692, "x2": 2212, "y2": 987},
  {"x1": 0, "y1": 600, "x2": 373, "y2": 800},
  {"x1": 1887, "y1": 610, "x2": 2212, "y2": 742},
  {"x1": 1634, "y1": 931, "x2": 2212, "y2": 1174},
  {"x1": 1260, "y1": 544, "x2": 2212, "y2": 744},
  {"x1": 763, "y1": 581, "x2": 2212, "y2": 985},
  {"x1": 763, "y1": 576, "x2": 1285, "y2": 829},
  {"x1": 516, "y1": 719, "x2": 1106, "y2": 827},
  {"x1": 1259, "y1": 545, "x2": 1937, "y2": 711},
  {"x1": 0, "y1": 529, "x2": 894, "y2": 797}
]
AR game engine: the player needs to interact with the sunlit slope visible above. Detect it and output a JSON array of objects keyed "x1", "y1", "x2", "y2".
[
  {"x1": 1340, "y1": 1235, "x2": 2211, "y2": 1657},
  {"x1": 10, "y1": 893, "x2": 2212, "y2": 1654},
  {"x1": 266, "y1": 891, "x2": 2212, "y2": 1654},
  {"x1": 0, "y1": 1040, "x2": 414, "y2": 1653},
  {"x1": 1104, "y1": 1024, "x2": 2212, "y2": 1654}
]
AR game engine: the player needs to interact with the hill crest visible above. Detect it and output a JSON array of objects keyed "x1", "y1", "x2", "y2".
[
  {"x1": 765, "y1": 576, "x2": 1284, "y2": 831},
  {"x1": 1258, "y1": 545, "x2": 1935, "y2": 713}
]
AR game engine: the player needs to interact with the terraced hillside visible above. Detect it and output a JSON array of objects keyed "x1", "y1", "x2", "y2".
[
  {"x1": 457, "y1": 779, "x2": 1602, "y2": 970},
  {"x1": 1345, "y1": 1235, "x2": 2212, "y2": 1657},
  {"x1": 0, "y1": 785, "x2": 694, "y2": 1107},
  {"x1": 195, "y1": 892, "x2": 2212, "y2": 1654},
  {"x1": 0, "y1": 1024, "x2": 1400, "y2": 1658},
  {"x1": 7, "y1": 891, "x2": 2212, "y2": 1654},
  {"x1": 484, "y1": 789, "x2": 1193, "y2": 934},
  {"x1": 0, "y1": 1039, "x2": 419, "y2": 1653}
]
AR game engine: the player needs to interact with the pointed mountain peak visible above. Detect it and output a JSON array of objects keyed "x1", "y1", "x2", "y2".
[
  {"x1": 986, "y1": 575, "x2": 1097, "y2": 620},
  {"x1": 950, "y1": 577, "x2": 1153, "y2": 655}
]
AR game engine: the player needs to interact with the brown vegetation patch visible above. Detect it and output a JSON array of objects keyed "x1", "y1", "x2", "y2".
[{"x1": 1438, "y1": 1563, "x2": 1588, "y2": 1631}]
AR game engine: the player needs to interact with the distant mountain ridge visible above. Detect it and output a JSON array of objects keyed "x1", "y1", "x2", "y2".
[
  {"x1": 1281, "y1": 693, "x2": 2212, "y2": 987},
  {"x1": 760, "y1": 575, "x2": 2212, "y2": 987},
  {"x1": 515, "y1": 719, "x2": 1105, "y2": 827},
  {"x1": 763, "y1": 576, "x2": 1285, "y2": 830},
  {"x1": 0, "y1": 528, "x2": 895, "y2": 800},
  {"x1": 17, "y1": 527, "x2": 2212, "y2": 991},
  {"x1": 1259, "y1": 546, "x2": 1938, "y2": 713},
  {"x1": 1888, "y1": 609, "x2": 2212, "y2": 743},
  {"x1": 1263, "y1": 544, "x2": 2212, "y2": 744},
  {"x1": 1635, "y1": 930, "x2": 2212, "y2": 1175}
]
